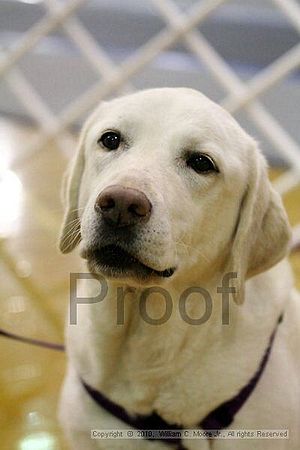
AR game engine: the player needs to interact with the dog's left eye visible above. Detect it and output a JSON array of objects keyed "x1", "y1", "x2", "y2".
[
  {"x1": 186, "y1": 153, "x2": 218, "y2": 174},
  {"x1": 98, "y1": 131, "x2": 121, "y2": 150}
]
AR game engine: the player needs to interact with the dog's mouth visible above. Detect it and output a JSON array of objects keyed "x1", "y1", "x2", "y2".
[{"x1": 83, "y1": 244, "x2": 175, "y2": 280}]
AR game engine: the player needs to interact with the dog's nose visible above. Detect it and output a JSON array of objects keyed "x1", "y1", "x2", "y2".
[{"x1": 95, "y1": 185, "x2": 152, "y2": 227}]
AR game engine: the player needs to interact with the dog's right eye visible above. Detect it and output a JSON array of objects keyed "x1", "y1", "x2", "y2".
[
  {"x1": 186, "y1": 152, "x2": 218, "y2": 174},
  {"x1": 98, "y1": 131, "x2": 121, "y2": 150}
]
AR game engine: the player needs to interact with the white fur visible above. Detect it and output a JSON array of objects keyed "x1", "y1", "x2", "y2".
[{"x1": 58, "y1": 88, "x2": 300, "y2": 449}]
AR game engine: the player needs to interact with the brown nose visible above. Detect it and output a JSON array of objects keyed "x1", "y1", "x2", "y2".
[{"x1": 95, "y1": 185, "x2": 152, "y2": 227}]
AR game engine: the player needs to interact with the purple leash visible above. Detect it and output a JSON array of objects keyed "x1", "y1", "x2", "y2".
[{"x1": 0, "y1": 328, "x2": 65, "y2": 352}]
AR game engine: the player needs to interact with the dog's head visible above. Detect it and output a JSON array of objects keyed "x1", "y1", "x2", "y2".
[{"x1": 59, "y1": 88, "x2": 291, "y2": 303}]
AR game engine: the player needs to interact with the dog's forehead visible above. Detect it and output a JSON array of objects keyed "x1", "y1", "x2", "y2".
[
  {"x1": 90, "y1": 89, "x2": 234, "y2": 132},
  {"x1": 110, "y1": 88, "x2": 211, "y2": 110}
]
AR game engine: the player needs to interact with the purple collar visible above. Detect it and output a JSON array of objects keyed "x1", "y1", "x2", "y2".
[{"x1": 81, "y1": 314, "x2": 283, "y2": 448}]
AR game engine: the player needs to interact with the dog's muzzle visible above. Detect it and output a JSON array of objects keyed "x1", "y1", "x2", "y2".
[{"x1": 82, "y1": 185, "x2": 176, "y2": 280}]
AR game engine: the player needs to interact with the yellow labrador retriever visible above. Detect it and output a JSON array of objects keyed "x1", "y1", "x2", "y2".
[{"x1": 59, "y1": 88, "x2": 300, "y2": 449}]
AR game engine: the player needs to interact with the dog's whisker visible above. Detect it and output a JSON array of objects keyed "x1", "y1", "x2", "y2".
[
  {"x1": 61, "y1": 224, "x2": 81, "y2": 239},
  {"x1": 69, "y1": 207, "x2": 85, "y2": 214},
  {"x1": 61, "y1": 230, "x2": 81, "y2": 248},
  {"x1": 61, "y1": 221, "x2": 81, "y2": 245},
  {"x1": 68, "y1": 230, "x2": 81, "y2": 248},
  {"x1": 64, "y1": 217, "x2": 81, "y2": 227},
  {"x1": 62, "y1": 229, "x2": 81, "y2": 250}
]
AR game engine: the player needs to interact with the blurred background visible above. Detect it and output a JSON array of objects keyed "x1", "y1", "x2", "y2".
[{"x1": 0, "y1": 0, "x2": 299, "y2": 449}]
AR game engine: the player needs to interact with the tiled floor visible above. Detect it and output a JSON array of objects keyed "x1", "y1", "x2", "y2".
[{"x1": 0, "y1": 119, "x2": 299, "y2": 450}]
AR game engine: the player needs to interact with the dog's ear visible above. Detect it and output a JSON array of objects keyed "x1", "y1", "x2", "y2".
[
  {"x1": 227, "y1": 144, "x2": 291, "y2": 305},
  {"x1": 58, "y1": 130, "x2": 86, "y2": 254}
]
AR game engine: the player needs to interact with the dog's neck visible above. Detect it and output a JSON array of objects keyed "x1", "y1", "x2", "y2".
[{"x1": 67, "y1": 260, "x2": 290, "y2": 424}]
